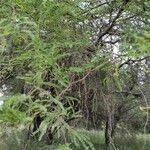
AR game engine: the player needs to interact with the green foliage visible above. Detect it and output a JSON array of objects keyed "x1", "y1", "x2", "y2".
[
  {"x1": 0, "y1": 0, "x2": 149, "y2": 149},
  {"x1": 0, "y1": 0, "x2": 93, "y2": 148},
  {"x1": 0, "y1": 95, "x2": 30, "y2": 125}
]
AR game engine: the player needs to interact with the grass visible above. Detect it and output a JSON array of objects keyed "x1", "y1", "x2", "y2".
[
  {"x1": 0, "y1": 127, "x2": 150, "y2": 150},
  {"x1": 75, "y1": 129, "x2": 150, "y2": 150},
  {"x1": 113, "y1": 134, "x2": 150, "y2": 150}
]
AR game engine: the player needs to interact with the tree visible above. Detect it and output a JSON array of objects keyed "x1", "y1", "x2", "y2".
[{"x1": 0, "y1": 0, "x2": 149, "y2": 149}]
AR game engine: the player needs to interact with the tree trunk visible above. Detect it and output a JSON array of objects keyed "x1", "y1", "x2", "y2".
[
  {"x1": 105, "y1": 113, "x2": 117, "y2": 146},
  {"x1": 105, "y1": 116, "x2": 112, "y2": 145},
  {"x1": 46, "y1": 129, "x2": 53, "y2": 145}
]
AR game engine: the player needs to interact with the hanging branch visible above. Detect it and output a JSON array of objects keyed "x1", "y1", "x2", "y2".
[{"x1": 58, "y1": 70, "x2": 92, "y2": 97}]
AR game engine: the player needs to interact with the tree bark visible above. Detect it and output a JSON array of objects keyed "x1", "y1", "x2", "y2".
[
  {"x1": 105, "y1": 115, "x2": 112, "y2": 145},
  {"x1": 105, "y1": 113, "x2": 117, "y2": 146}
]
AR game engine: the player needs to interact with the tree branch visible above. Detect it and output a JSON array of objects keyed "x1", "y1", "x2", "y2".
[
  {"x1": 95, "y1": 0, "x2": 131, "y2": 46},
  {"x1": 58, "y1": 70, "x2": 92, "y2": 97},
  {"x1": 119, "y1": 56, "x2": 149, "y2": 68},
  {"x1": 82, "y1": 2, "x2": 108, "y2": 15}
]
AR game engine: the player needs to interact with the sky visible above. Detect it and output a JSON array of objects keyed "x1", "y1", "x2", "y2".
[
  {"x1": 0, "y1": 93, "x2": 3, "y2": 97},
  {"x1": 0, "y1": 92, "x2": 4, "y2": 106}
]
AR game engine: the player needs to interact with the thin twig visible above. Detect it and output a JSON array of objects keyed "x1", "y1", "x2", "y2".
[
  {"x1": 119, "y1": 56, "x2": 149, "y2": 68},
  {"x1": 58, "y1": 70, "x2": 92, "y2": 97}
]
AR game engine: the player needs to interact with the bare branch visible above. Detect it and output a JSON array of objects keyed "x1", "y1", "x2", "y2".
[
  {"x1": 82, "y1": 2, "x2": 109, "y2": 15},
  {"x1": 95, "y1": 0, "x2": 131, "y2": 46},
  {"x1": 119, "y1": 56, "x2": 150, "y2": 68}
]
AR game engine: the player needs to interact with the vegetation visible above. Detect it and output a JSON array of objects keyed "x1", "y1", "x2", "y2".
[
  {"x1": 1, "y1": 128, "x2": 150, "y2": 150},
  {"x1": 0, "y1": 0, "x2": 150, "y2": 149}
]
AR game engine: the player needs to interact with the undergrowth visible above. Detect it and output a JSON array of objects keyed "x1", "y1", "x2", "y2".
[{"x1": 0, "y1": 127, "x2": 150, "y2": 150}]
